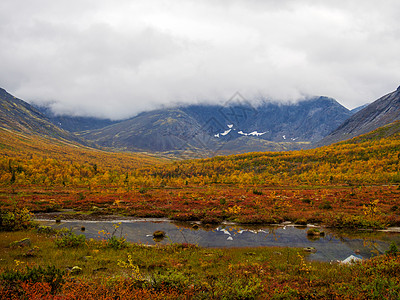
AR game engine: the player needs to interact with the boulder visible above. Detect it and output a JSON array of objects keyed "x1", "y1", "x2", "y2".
[{"x1": 10, "y1": 238, "x2": 31, "y2": 248}]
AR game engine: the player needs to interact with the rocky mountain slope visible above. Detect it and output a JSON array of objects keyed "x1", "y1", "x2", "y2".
[
  {"x1": 0, "y1": 88, "x2": 89, "y2": 145},
  {"x1": 187, "y1": 97, "x2": 351, "y2": 143},
  {"x1": 79, "y1": 97, "x2": 352, "y2": 154},
  {"x1": 318, "y1": 86, "x2": 400, "y2": 146},
  {"x1": 79, "y1": 108, "x2": 207, "y2": 152}
]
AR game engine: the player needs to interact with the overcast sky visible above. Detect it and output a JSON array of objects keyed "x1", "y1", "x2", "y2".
[{"x1": 1, "y1": 1, "x2": 400, "y2": 119}]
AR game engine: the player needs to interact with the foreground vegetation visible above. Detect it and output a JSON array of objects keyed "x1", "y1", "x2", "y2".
[{"x1": 1, "y1": 224, "x2": 400, "y2": 299}]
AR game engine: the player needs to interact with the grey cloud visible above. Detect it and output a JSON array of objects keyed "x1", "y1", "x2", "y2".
[{"x1": 0, "y1": 0, "x2": 400, "y2": 119}]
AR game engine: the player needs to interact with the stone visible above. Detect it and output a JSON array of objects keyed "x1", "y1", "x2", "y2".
[
  {"x1": 153, "y1": 230, "x2": 166, "y2": 238},
  {"x1": 24, "y1": 246, "x2": 40, "y2": 257},
  {"x1": 303, "y1": 247, "x2": 317, "y2": 253},
  {"x1": 10, "y1": 238, "x2": 31, "y2": 248},
  {"x1": 307, "y1": 228, "x2": 324, "y2": 236},
  {"x1": 71, "y1": 266, "x2": 83, "y2": 275},
  {"x1": 37, "y1": 226, "x2": 56, "y2": 234}
]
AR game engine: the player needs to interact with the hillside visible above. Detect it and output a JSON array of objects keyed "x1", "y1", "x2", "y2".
[
  {"x1": 343, "y1": 120, "x2": 400, "y2": 144},
  {"x1": 0, "y1": 127, "x2": 165, "y2": 186},
  {"x1": 79, "y1": 108, "x2": 208, "y2": 152},
  {"x1": 0, "y1": 88, "x2": 89, "y2": 145},
  {"x1": 2, "y1": 119, "x2": 399, "y2": 189},
  {"x1": 318, "y1": 86, "x2": 400, "y2": 145},
  {"x1": 79, "y1": 96, "x2": 352, "y2": 154}
]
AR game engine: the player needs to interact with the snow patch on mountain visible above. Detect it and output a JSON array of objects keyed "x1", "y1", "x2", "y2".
[
  {"x1": 238, "y1": 130, "x2": 267, "y2": 136},
  {"x1": 214, "y1": 128, "x2": 232, "y2": 137},
  {"x1": 215, "y1": 124, "x2": 266, "y2": 138}
]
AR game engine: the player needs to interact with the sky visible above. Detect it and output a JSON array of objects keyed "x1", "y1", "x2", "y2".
[{"x1": 1, "y1": 0, "x2": 400, "y2": 120}]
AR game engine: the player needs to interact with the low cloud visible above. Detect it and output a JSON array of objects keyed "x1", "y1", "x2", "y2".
[{"x1": 1, "y1": 0, "x2": 400, "y2": 119}]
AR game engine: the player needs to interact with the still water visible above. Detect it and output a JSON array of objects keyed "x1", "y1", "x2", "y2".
[{"x1": 37, "y1": 219, "x2": 400, "y2": 262}]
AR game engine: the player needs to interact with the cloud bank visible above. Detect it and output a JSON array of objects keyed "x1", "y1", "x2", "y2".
[{"x1": 1, "y1": 0, "x2": 400, "y2": 119}]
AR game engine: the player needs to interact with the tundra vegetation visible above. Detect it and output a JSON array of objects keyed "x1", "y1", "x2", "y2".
[{"x1": 1, "y1": 123, "x2": 400, "y2": 298}]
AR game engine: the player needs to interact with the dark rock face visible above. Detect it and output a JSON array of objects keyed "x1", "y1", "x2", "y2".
[
  {"x1": 80, "y1": 97, "x2": 352, "y2": 153},
  {"x1": 318, "y1": 87, "x2": 400, "y2": 146},
  {"x1": 181, "y1": 97, "x2": 351, "y2": 143}
]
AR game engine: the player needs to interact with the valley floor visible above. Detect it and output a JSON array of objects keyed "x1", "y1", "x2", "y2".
[
  {"x1": 1, "y1": 184, "x2": 399, "y2": 229},
  {"x1": 2, "y1": 184, "x2": 400, "y2": 298}
]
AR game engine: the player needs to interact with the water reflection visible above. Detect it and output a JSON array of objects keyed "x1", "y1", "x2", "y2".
[{"x1": 37, "y1": 219, "x2": 400, "y2": 262}]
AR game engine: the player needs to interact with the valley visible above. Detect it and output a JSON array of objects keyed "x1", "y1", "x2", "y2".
[
  {"x1": 2, "y1": 1, "x2": 400, "y2": 297},
  {"x1": 1, "y1": 87, "x2": 400, "y2": 298}
]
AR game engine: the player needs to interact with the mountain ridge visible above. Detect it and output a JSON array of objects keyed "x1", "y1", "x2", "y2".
[
  {"x1": 79, "y1": 96, "x2": 352, "y2": 154},
  {"x1": 0, "y1": 88, "x2": 90, "y2": 145},
  {"x1": 318, "y1": 86, "x2": 400, "y2": 146}
]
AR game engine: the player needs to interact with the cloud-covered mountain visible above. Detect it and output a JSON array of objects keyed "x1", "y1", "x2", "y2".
[
  {"x1": 181, "y1": 97, "x2": 351, "y2": 143},
  {"x1": 33, "y1": 105, "x2": 118, "y2": 132},
  {"x1": 78, "y1": 96, "x2": 352, "y2": 155}
]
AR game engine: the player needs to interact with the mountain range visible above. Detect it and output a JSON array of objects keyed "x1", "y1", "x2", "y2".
[
  {"x1": 1, "y1": 85, "x2": 400, "y2": 156},
  {"x1": 77, "y1": 96, "x2": 353, "y2": 155}
]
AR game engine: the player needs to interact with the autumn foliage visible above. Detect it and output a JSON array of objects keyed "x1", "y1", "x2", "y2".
[
  {"x1": 1, "y1": 123, "x2": 400, "y2": 189},
  {"x1": 1, "y1": 122, "x2": 400, "y2": 298},
  {"x1": 1, "y1": 123, "x2": 400, "y2": 228}
]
